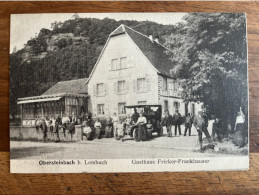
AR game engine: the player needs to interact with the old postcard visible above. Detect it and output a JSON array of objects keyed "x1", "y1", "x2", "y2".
[{"x1": 10, "y1": 13, "x2": 249, "y2": 173}]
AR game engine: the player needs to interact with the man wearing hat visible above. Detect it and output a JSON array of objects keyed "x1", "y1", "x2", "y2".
[
  {"x1": 173, "y1": 109, "x2": 182, "y2": 136},
  {"x1": 193, "y1": 109, "x2": 212, "y2": 152}
]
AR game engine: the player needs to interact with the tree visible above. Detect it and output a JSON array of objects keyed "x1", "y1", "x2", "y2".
[{"x1": 164, "y1": 13, "x2": 247, "y2": 134}]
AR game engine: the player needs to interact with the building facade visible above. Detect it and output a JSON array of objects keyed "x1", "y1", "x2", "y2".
[
  {"x1": 17, "y1": 78, "x2": 88, "y2": 126},
  {"x1": 87, "y1": 25, "x2": 202, "y2": 117}
]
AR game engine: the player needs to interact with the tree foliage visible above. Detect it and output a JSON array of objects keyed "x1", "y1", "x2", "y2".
[{"x1": 164, "y1": 13, "x2": 247, "y2": 130}]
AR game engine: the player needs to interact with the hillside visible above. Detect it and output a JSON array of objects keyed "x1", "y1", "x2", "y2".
[{"x1": 10, "y1": 17, "x2": 176, "y2": 114}]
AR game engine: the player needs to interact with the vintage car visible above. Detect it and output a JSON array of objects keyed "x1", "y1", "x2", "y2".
[{"x1": 123, "y1": 104, "x2": 163, "y2": 141}]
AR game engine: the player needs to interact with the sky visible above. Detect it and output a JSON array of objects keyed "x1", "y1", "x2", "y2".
[{"x1": 10, "y1": 13, "x2": 186, "y2": 52}]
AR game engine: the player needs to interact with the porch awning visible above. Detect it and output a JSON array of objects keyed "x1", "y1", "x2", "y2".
[{"x1": 17, "y1": 97, "x2": 62, "y2": 104}]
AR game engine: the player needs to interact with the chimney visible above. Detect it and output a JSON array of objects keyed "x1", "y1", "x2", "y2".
[{"x1": 148, "y1": 35, "x2": 153, "y2": 42}]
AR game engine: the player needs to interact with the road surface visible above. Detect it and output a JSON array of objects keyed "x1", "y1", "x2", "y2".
[{"x1": 11, "y1": 126, "x2": 237, "y2": 159}]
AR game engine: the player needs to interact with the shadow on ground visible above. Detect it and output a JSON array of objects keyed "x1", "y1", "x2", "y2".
[{"x1": 10, "y1": 146, "x2": 64, "y2": 159}]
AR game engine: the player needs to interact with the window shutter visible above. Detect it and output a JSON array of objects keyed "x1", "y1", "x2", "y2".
[
  {"x1": 133, "y1": 80, "x2": 137, "y2": 92},
  {"x1": 114, "y1": 82, "x2": 117, "y2": 94},
  {"x1": 105, "y1": 83, "x2": 108, "y2": 95},
  {"x1": 93, "y1": 84, "x2": 96, "y2": 96}
]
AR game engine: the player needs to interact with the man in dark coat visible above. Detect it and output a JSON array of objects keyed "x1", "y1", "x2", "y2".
[
  {"x1": 66, "y1": 122, "x2": 75, "y2": 141},
  {"x1": 40, "y1": 117, "x2": 48, "y2": 142},
  {"x1": 131, "y1": 108, "x2": 140, "y2": 124},
  {"x1": 193, "y1": 110, "x2": 212, "y2": 152},
  {"x1": 54, "y1": 115, "x2": 62, "y2": 142},
  {"x1": 184, "y1": 113, "x2": 193, "y2": 136},
  {"x1": 173, "y1": 110, "x2": 182, "y2": 136},
  {"x1": 161, "y1": 110, "x2": 173, "y2": 137}
]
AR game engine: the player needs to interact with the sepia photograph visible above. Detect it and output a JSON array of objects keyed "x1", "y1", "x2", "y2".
[{"x1": 9, "y1": 13, "x2": 249, "y2": 173}]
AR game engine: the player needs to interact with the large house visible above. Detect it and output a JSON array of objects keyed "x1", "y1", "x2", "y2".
[{"x1": 87, "y1": 24, "x2": 202, "y2": 117}]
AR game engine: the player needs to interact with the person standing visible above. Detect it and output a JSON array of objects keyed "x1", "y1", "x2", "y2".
[
  {"x1": 234, "y1": 107, "x2": 247, "y2": 148},
  {"x1": 54, "y1": 114, "x2": 62, "y2": 142},
  {"x1": 135, "y1": 111, "x2": 147, "y2": 141},
  {"x1": 105, "y1": 116, "x2": 113, "y2": 138},
  {"x1": 94, "y1": 119, "x2": 102, "y2": 139},
  {"x1": 173, "y1": 109, "x2": 182, "y2": 136},
  {"x1": 35, "y1": 116, "x2": 41, "y2": 133},
  {"x1": 87, "y1": 112, "x2": 93, "y2": 127},
  {"x1": 161, "y1": 110, "x2": 173, "y2": 137},
  {"x1": 184, "y1": 113, "x2": 192, "y2": 136},
  {"x1": 131, "y1": 108, "x2": 140, "y2": 124},
  {"x1": 40, "y1": 117, "x2": 48, "y2": 142},
  {"x1": 193, "y1": 110, "x2": 212, "y2": 152},
  {"x1": 115, "y1": 119, "x2": 124, "y2": 141},
  {"x1": 234, "y1": 107, "x2": 245, "y2": 131},
  {"x1": 49, "y1": 116, "x2": 55, "y2": 139},
  {"x1": 112, "y1": 113, "x2": 119, "y2": 138},
  {"x1": 81, "y1": 110, "x2": 86, "y2": 123}
]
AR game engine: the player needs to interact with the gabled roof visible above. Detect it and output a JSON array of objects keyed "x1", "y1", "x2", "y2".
[
  {"x1": 110, "y1": 24, "x2": 175, "y2": 78},
  {"x1": 42, "y1": 78, "x2": 88, "y2": 95}
]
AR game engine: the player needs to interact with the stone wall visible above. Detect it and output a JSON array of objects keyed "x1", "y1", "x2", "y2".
[{"x1": 10, "y1": 125, "x2": 83, "y2": 142}]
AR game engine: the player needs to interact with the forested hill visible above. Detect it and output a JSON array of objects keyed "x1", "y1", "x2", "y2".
[{"x1": 10, "y1": 17, "x2": 176, "y2": 113}]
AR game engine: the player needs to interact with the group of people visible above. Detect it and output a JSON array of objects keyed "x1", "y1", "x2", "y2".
[
  {"x1": 161, "y1": 109, "x2": 223, "y2": 152},
  {"x1": 84, "y1": 110, "x2": 152, "y2": 142},
  {"x1": 35, "y1": 106, "x2": 246, "y2": 152},
  {"x1": 161, "y1": 109, "x2": 183, "y2": 137},
  {"x1": 35, "y1": 112, "x2": 93, "y2": 142}
]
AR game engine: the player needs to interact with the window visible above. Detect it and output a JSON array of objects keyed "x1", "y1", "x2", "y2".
[
  {"x1": 97, "y1": 104, "x2": 105, "y2": 115},
  {"x1": 137, "y1": 78, "x2": 146, "y2": 92},
  {"x1": 120, "y1": 57, "x2": 127, "y2": 69},
  {"x1": 118, "y1": 103, "x2": 126, "y2": 114},
  {"x1": 111, "y1": 57, "x2": 127, "y2": 70},
  {"x1": 164, "y1": 100, "x2": 168, "y2": 112},
  {"x1": 117, "y1": 80, "x2": 126, "y2": 93},
  {"x1": 162, "y1": 77, "x2": 168, "y2": 91},
  {"x1": 174, "y1": 83, "x2": 178, "y2": 92},
  {"x1": 111, "y1": 58, "x2": 119, "y2": 70},
  {"x1": 97, "y1": 83, "x2": 104, "y2": 96},
  {"x1": 174, "y1": 102, "x2": 179, "y2": 112}
]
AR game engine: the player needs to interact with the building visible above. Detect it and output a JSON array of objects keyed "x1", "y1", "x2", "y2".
[
  {"x1": 87, "y1": 24, "x2": 202, "y2": 117},
  {"x1": 17, "y1": 78, "x2": 88, "y2": 126}
]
